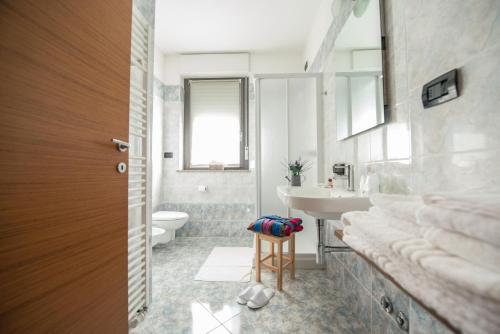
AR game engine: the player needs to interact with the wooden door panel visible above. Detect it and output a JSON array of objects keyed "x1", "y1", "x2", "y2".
[{"x1": 0, "y1": 1, "x2": 131, "y2": 333}]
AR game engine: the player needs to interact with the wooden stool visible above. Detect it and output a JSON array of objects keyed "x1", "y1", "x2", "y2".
[{"x1": 255, "y1": 233, "x2": 295, "y2": 291}]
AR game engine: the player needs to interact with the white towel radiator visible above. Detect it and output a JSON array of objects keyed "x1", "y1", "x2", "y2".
[{"x1": 128, "y1": 7, "x2": 152, "y2": 323}]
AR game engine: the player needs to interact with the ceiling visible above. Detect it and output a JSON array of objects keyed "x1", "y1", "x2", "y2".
[{"x1": 155, "y1": 0, "x2": 323, "y2": 54}]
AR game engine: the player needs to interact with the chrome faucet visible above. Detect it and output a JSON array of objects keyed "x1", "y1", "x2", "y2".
[
  {"x1": 332, "y1": 163, "x2": 355, "y2": 191},
  {"x1": 346, "y1": 164, "x2": 354, "y2": 192}
]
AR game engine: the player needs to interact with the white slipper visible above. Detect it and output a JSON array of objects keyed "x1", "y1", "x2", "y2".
[
  {"x1": 247, "y1": 287, "x2": 275, "y2": 309},
  {"x1": 236, "y1": 284, "x2": 265, "y2": 305}
]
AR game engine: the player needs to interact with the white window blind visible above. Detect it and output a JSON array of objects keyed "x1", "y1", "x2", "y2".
[{"x1": 189, "y1": 79, "x2": 242, "y2": 167}]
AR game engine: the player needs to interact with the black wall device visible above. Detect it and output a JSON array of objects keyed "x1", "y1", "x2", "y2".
[
  {"x1": 422, "y1": 69, "x2": 459, "y2": 108},
  {"x1": 164, "y1": 152, "x2": 173, "y2": 158}
]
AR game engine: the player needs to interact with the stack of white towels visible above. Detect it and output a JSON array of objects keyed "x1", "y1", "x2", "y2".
[{"x1": 341, "y1": 192, "x2": 500, "y2": 334}]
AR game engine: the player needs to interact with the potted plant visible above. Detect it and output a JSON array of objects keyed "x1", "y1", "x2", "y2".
[{"x1": 283, "y1": 158, "x2": 311, "y2": 187}]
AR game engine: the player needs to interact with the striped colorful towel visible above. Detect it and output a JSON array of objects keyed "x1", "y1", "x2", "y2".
[{"x1": 247, "y1": 215, "x2": 303, "y2": 237}]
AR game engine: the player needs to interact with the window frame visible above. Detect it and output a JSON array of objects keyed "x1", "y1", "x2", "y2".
[{"x1": 183, "y1": 77, "x2": 249, "y2": 171}]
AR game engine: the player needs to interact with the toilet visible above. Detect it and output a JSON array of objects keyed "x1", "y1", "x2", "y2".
[
  {"x1": 152, "y1": 227, "x2": 166, "y2": 247},
  {"x1": 152, "y1": 211, "x2": 189, "y2": 245}
]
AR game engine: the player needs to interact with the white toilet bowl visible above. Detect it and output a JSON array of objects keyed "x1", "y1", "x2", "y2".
[
  {"x1": 152, "y1": 227, "x2": 165, "y2": 247},
  {"x1": 152, "y1": 211, "x2": 189, "y2": 244}
]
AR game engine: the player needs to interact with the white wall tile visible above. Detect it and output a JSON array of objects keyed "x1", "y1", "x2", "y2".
[
  {"x1": 404, "y1": 0, "x2": 498, "y2": 91},
  {"x1": 357, "y1": 133, "x2": 371, "y2": 163},
  {"x1": 369, "y1": 127, "x2": 384, "y2": 162},
  {"x1": 315, "y1": 0, "x2": 500, "y2": 194}
]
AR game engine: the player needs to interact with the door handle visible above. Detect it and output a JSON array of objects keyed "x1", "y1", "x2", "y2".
[{"x1": 112, "y1": 138, "x2": 129, "y2": 152}]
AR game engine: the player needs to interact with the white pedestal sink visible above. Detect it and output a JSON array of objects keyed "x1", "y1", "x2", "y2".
[{"x1": 277, "y1": 185, "x2": 371, "y2": 264}]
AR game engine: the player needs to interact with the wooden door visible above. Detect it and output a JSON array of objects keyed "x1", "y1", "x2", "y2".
[{"x1": 0, "y1": 1, "x2": 131, "y2": 333}]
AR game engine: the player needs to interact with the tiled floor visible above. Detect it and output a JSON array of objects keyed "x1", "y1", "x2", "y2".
[{"x1": 130, "y1": 237, "x2": 367, "y2": 334}]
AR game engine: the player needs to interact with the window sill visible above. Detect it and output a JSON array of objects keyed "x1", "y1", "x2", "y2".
[{"x1": 176, "y1": 169, "x2": 251, "y2": 173}]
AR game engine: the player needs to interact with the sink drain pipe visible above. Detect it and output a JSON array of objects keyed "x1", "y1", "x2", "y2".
[{"x1": 316, "y1": 219, "x2": 353, "y2": 265}]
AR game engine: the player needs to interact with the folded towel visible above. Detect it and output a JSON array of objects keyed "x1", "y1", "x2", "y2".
[
  {"x1": 343, "y1": 232, "x2": 500, "y2": 334},
  {"x1": 342, "y1": 212, "x2": 416, "y2": 257},
  {"x1": 286, "y1": 218, "x2": 304, "y2": 234},
  {"x1": 417, "y1": 205, "x2": 500, "y2": 247},
  {"x1": 344, "y1": 212, "x2": 500, "y2": 303},
  {"x1": 420, "y1": 226, "x2": 500, "y2": 274},
  {"x1": 247, "y1": 215, "x2": 303, "y2": 237},
  {"x1": 370, "y1": 193, "x2": 424, "y2": 223},
  {"x1": 423, "y1": 192, "x2": 500, "y2": 219},
  {"x1": 391, "y1": 237, "x2": 500, "y2": 303},
  {"x1": 344, "y1": 227, "x2": 500, "y2": 316},
  {"x1": 368, "y1": 206, "x2": 421, "y2": 236}
]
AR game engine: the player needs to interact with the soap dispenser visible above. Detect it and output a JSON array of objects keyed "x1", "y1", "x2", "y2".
[
  {"x1": 365, "y1": 174, "x2": 380, "y2": 194},
  {"x1": 359, "y1": 174, "x2": 367, "y2": 196}
]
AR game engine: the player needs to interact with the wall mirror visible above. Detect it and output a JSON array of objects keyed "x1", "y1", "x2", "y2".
[{"x1": 335, "y1": 0, "x2": 386, "y2": 140}]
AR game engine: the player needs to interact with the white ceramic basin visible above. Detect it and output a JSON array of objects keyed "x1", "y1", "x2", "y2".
[{"x1": 277, "y1": 185, "x2": 371, "y2": 219}]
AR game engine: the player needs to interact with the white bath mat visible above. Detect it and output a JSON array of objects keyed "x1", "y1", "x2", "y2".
[{"x1": 195, "y1": 247, "x2": 254, "y2": 282}]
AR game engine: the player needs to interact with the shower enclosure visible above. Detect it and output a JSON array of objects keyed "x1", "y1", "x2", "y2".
[{"x1": 256, "y1": 74, "x2": 323, "y2": 255}]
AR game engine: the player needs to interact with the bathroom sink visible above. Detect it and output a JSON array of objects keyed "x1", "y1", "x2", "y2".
[{"x1": 277, "y1": 185, "x2": 371, "y2": 219}]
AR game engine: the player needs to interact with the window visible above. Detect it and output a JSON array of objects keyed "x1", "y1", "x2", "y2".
[{"x1": 183, "y1": 77, "x2": 249, "y2": 170}]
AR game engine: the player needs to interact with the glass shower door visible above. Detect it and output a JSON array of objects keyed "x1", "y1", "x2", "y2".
[{"x1": 257, "y1": 75, "x2": 322, "y2": 254}]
